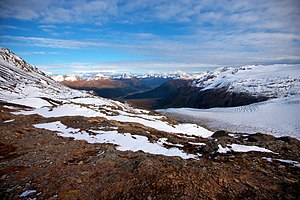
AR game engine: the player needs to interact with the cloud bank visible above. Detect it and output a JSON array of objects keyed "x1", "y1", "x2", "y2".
[{"x1": 0, "y1": 0, "x2": 299, "y2": 73}]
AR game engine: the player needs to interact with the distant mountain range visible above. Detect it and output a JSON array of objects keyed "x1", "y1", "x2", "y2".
[
  {"x1": 51, "y1": 70, "x2": 198, "y2": 81},
  {"x1": 51, "y1": 75, "x2": 171, "y2": 99},
  {"x1": 51, "y1": 71, "x2": 201, "y2": 99}
]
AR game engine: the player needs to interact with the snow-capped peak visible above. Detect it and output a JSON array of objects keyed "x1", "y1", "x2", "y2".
[
  {"x1": 90, "y1": 73, "x2": 109, "y2": 80},
  {"x1": 52, "y1": 74, "x2": 82, "y2": 82},
  {"x1": 192, "y1": 64, "x2": 300, "y2": 98},
  {"x1": 51, "y1": 75, "x2": 65, "y2": 82},
  {"x1": 51, "y1": 70, "x2": 199, "y2": 82}
]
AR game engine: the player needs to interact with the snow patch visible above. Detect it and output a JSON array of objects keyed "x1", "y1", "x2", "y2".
[
  {"x1": 229, "y1": 144, "x2": 273, "y2": 153},
  {"x1": 20, "y1": 190, "x2": 36, "y2": 197},
  {"x1": 218, "y1": 144, "x2": 273, "y2": 153},
  {"x1": 189, "y1": 142, "x2": 206, "y2": 146},
  {"x1": 33, "y1": 121, "x2": 198, "y2": 159},
  {"x1": 217, "y1": 144, "x2": 231, "y2": 153},
  {"x1": 4, "y1": 119, "x2": 15, "y2": 123},
  {"x1": 262, "y1": 157, "x2": 300, "y2": 168},
  {"x1": 14, "y1": 103, "x2": 213, "y2": 138},
  {"x1": 3, "y1": 106, "x2": 18, "y2": 110},
  {"x1": 275, "y1": 159, "x2": 300, "y2": 168}
]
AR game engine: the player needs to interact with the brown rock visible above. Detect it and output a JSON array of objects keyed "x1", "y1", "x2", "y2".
[
  {"x1": 233, "y1": 178, "x2": 240, "y2": 183},
  {"x1": 278, "y1": 165, "x2": 285, "y2": 169},
  {"x1": 212, "y1": 130, "x2": 229, "y2": 138}
]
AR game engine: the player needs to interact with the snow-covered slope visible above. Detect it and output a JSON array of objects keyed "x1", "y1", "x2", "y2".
[
  {"x1": 0, "y1": 48, "x2": 85, "y2": 101},
  {"x1": 192, "y1": 65, "x2": 300, "y2": 98}
]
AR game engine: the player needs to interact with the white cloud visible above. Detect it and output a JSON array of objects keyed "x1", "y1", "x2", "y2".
[
  {"x1": 0, "y1": 36, "x2": 110, "y2": 49},
  {"x1": 2, "y1": 29, "x2": 300, "y2": 66},
  {"x1": 73, "y1": 69, "x2": 117, "y2": 74},
  {"x1": 1, "y1": 0, "x2": 299, "y2": 68},
  {"x1": 0, "y1": 0, "x2": 51, "y2": 20},
  {"x1": 40, "y1": 60, "x2": 221, "y2": 75},
  {"x1": 19, "y1": 51, "x2": 59, "y2": 55},
  {"x1": 0, "y1": 1, "x2": 297, "y2": 27}
]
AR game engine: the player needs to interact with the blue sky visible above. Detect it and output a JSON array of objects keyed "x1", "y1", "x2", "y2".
[{"x1": 0, "y1": 0, "x2": 299, "y2": 74}]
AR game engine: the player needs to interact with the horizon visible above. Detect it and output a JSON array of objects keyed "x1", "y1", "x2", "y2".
[{"x1": 0, "y1": 0, "x2": 299, "y2": 74}]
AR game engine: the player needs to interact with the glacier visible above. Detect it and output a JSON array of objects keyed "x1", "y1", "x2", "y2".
[{"x1": 158, "y1": 95, "x2": 300, "y2": 139}]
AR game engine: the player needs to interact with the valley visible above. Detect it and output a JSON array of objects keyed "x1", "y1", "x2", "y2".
[{"x1": 52, "y1": 75, "x2": 172, "y2": 99}]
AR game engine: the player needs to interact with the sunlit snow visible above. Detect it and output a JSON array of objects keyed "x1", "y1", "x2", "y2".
[
  {"x1": 217, "y1": 144, "x2": 273, "y2": 153},
  {"x1": 33, "y1": 121, "x2": 198, "y2": 159},
  {"x1": 262, "y1": 157, "x2": 300, "y2": 168},
  {"x1": 192, "y1": 64, "x2": 300, "y2": 98},
  {"x1": 3, "y1": 119, "x2": 15, "y2": 123}
]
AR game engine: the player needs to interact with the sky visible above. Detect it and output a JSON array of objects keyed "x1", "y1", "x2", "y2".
[{"x1": 0, "y1": 0, "x2": 299, "y2": 74}]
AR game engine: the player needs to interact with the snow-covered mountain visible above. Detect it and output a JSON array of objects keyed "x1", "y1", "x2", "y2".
[
  {"x1": 52, "y1": 70, "x2": 198, "y2": 82},
  {"x1": 135, "y1": 70, "x2": 195, "y2": 79},
  {"x1": 192, "y1": 65, "x2": 300, "y2": 98},
  {"x1": 51, "y1": 74, "x2": 83, "y2": 82}
]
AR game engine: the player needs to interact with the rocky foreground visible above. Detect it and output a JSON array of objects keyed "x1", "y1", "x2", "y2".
[{"x1": 1, "y1": 103, "x2": 299, "y2": 200}]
